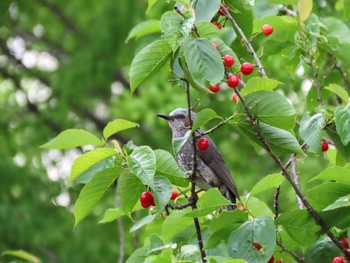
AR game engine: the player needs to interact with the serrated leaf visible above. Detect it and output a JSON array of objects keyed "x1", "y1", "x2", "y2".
[
  {"x1": 250, "y1": 173, "x2": 284, "y2": 196},
  {"x1": 299, "y1": 112, "x2": 324, "y2": 153},
  {"x1": 233, "y1": 121, "x2": 303, "y2": 155},
  {"x1": 117, "y1": 171, "x2": 145, "y2": 214},
  {"x1": 154, "y1": 149, "x2": 188, "y2": 187},
  {"x1": 297, "y1": 0, "x2": 313, "y2": 22},
  {"x1": 227, "y1": 216, "x2": 276, "y2": 262},
  {"x1": 128, "y1": 146, "x2": 156, "y2": 189},
  {"x1": 276, "y1": 210, "x2": 319, "y2": 246},
  {"x1": 162, "y1": 207, "x2": 193, "y2": 241},
  {"x1": 129, "y1": 39, "x2": 172, "y2": 92},
  {"x1": 153, "y1": 175, "x2": 172, "y2": 211},
  {"x1": 240, "y1": 78, "x2": 283, "y2": 97},
  {"x1": 103, "y1": 119, "x2": 139, "y2": 140},
  {"x1": 126, "y1": 20, "x2": 161, "y2": 43},
  {"x1": 172, "y1": 130, "x2": 191, "y2": 155},
  {"x1": 307, "y1": 182, "x2": 350, "y2": 210},
  {"x1": 161, "y1": 10, "x2": 195, "y2": 50},
  {"x1": 195, "y1": 0, "x2": 221, "y2": 22},
  {"x1": 130, "y1": 214, "x2": 156, "y2": 232},
  {"x1": 236, "y1": 91, "x2": 296, "y2": 130},
  {"x1": 335, "y1": 104, "x2": 350, "y2": 146},
  {"x1": 195, "y1": 21, "x2": 221, "y2": 38},
  {"x1": 185, "y1": 188, "x2": 232, "y2": 217},
  {"x1": 192, "y1": 108, "x2": 220, "y2": 132},
  {"x1": 311, "y1": 166, "x2": 350, "y2": 184},
  {"x1": 40, "y1": 129, "x2": 103, "y2": 149},
  {"x1": 74, "y1": 167, "x2": 123, "y2": 226},
  {"x1": 305, "y1": 237, "x2": 341, "y2": 263},
  {"x1": 68, "y1": 148, "x2": 117, "y2": 185},
  {"x1": 325, "y1": 84, "x2": 349, "y2": 103},
  {"x1": 2, "y1": 250, "x2": 41, "y2": 263},
  {"x1": 226, "y1": 0, "x2": 254, "y2": 39},
  {"x1": 183, "y1": 37, "x2": 224, "y2": 87}
]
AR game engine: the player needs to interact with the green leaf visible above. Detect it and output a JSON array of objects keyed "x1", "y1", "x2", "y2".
[
  {"x1": 129, "y1": 39, "x2": 172, "y2": 93},
  {"x1": 299, "y1": 112, "x2": 325, "y2": 153},
  {"x1": 250, "y1": 173, "x2": 284, "y2": 196},
  {"x1": 162, "y1": 208, "x2": 193, "y2": 241},
  {"x1": 151, "y1": 247, "x2": 172, "y2": 263},
  {"x1": 236, "y1": 91, "x2": 296, "y2": 130},
  {"x1": 307, "y1": 182, "x2": 350, "y2": 210},
  {"x1": 74, "y1": 167, "x2": 123, "y2": 226},
  {"x1": 305, "y1": 237, "x2": 341, "y2": 263},
  {"x1": 320, "y1": 206, "x2": 350, "y2": 230},
  {"x1": 2, "y1": 250, "x2": 41, "y2": 263},
  {"x1": 103, "y1": 119, "x2": 139, "y2": 140},
  {"x1": 128, "y1": 146, "x2": 156, "y2": 189},
  {"x1": 126, "y1": 20, "x2": 161, "y2": 43},
  {"x1": 192, "y1": 108, "x2": 220, "y2": 132},
  {"x1": 146, "y1": 0, "x2": 158, "y2": 14},
  {"x1": 276, "y1": 210, "x2": 319, "y2": 246},
  {"x1": 324, "y1": 84, "x2": 349, "y2": 103},
  {"x1": 195, "y1": 0, "x2": 221, "y2": 22},
  {"x1": 125, "y1": 247, "x2": 148, "y2": 263},
  {"x1": 227, "y1": 216, "x2": 276, "y2": 262},
  {"x1": 117, "y1": 171, "x2": 145, "y2": 214},
  {"x1": 323, "y1": 196, "x2": 350, "y2": 211},
  {"x1": 153, "y1": 175, "x2": 172, "y2": 211},
  {"x1": 226, "y1": 0, "x2": 254, "y2": 38},
  {"x1": 99, "y1": 203, "x2": 143, "y2": 223},
  {"x1": 183, "y1": 37, "x2": 224, "y2": 87},
  {"x1": 68, "y1": 148, "x2": 117, "y2": 185},
  {"x1": 240, "y1": 77, "x2": 283, "y2": 97},
  {"x1": 130, "y1": 214, "x2": 156, "y2": 232},
  {"x1": 185, "y1": 188, "x2": 232, "y2": 217},
  {"x1": 246, "y1": 196, "x2": 274, "y2": 218},
  {"x1": 40, "y1": 129, "x2": 103, "y2": 149},
  {"x1": 161, "y1": 10, "x2": 195, "y2": 50},
  {"x1": 172, "y1": 130, "x2": 191, "y2": 155},
  {"x1": 335, "y1": 104, "x2": 350, "y2": 146},
  {"x1": 311, "y1": 166, "x2": 350, "y2": 184},
  {"x1": 326, "y1": 123, "x2": 350, "y2": 161},
  {"x1": 210, "y1": 210, "x2": 248, "y2": 232},
  {"x1": 297, "y1": 0, "x2": 313, "y2": 22},
  {"x1": 75, "y1": 157, "x2": 114, "y2": 184},
  {"x1": 154, "y1": 149, "x2": 188, "y2": 187},
  {"x1": 195, "y1": 21, "x2": 221, "y2": 39},
  {"x1": 323, "y1": 17, "x2": 350, "y2": 45},
  {"x1": 233, "y1": 121, "x2": 303, "y2": 155}
]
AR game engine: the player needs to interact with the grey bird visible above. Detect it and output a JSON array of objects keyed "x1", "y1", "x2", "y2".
[{"x1": 157, "y1": 108, "x2": 239, "y2": 209}]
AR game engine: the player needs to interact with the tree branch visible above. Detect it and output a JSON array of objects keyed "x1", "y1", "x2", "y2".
[
  {"x1": 308, "y1": 50, "x2": 324, "y2": 105},
  {"x1": 291, "y1": 154, "x2": 304, "y2": 209},
  {"x1": 276, "y1": 239, "x2": 306, "y2": 263}
]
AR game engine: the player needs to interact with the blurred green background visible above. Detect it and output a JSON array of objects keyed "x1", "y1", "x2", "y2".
[{"x1": 0, "y1": 0, "x2": 344, "y2": 262}]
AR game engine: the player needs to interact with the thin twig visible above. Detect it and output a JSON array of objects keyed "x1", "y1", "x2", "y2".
[
  {"x1": 199, "y1": 114, "x2": 236, "y2": 137},
  {"x1": 291, "y1": 154, "x2": 304, "y2": 209},
  {"x1": 332, "y1": 57, "x2": 350, "y2": 90},
  {"x1": 274, "y1": 186, "x2": 281, "y2": 220},
  {"x1": 220, "y1": 5, "x2": 267, "y2": 78},
  {"x1": 308, "y1": 50, "x2": 324, "y2": 105},
  {"x1": 277, "y1": 239, "x2": 306, "y2": 263}
]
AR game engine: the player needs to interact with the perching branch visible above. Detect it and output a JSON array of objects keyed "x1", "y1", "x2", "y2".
[
  {"x1": 199, "y1": 114, "x2": 236, "y2": 137},
  {"x1": 220, "y1": 5, "x2": 267, "y2": 78}
]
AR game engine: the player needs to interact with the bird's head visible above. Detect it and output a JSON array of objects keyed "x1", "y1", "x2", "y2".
[{"x1": 156, "y1": 108, "x2": 196, "y2": 134}]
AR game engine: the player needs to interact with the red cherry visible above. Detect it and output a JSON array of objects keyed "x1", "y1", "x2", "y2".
[
  {"x1": 240, "y1": 62, "x2": 254, "y2": 75},
  {"x1": 341, "y1": 237, "x2": 349, "y2": 248},
  {"x1": 332, "y1": 256, "x2": 344, "y2": 263},
  {"x1": 209, "y1": 84, "x2": 220, "y2": 93},
  {"x1": 197, "y1": 138, "x2": 209, "y2": 151},
  {"x1": 222, "y1": 54, "x2": 235, "y2": 67},
  {"x1": 267, "y1": 256, "x2": 274, "y2": 263},
  {"x1": 252, "y1": 242, "x2": 262, "y2": 251},
  {"x1": 140, "y1": 191, "x2": 155, "y2": 207},
  {"x1": 321, "y1": 141, "x2": 329, "y2": 152},
  {"x1": 227, "y1": 75, "x2": 240, "y2": 88},
  {"x1": 170, "y1": 190, "x2": 178, "y2": 200},
  {"x1": 345, "y1": 251, "x2": 350, "y2": 261},
  {"x1": 218, "y1": 4, "x2": 230, "y2": 16},
  {"x1": 232, "y1": 93, "x2": 238, "y2": 103},
  {"x1": 262, "y1": 24, "x2": 274, "y2": 36},
  {"x1": 141, "y1": 201, "x2": 152, "y2": 208},
  {"x1": 212, "y1": 43, "x2": 219, "y2": 50},
  {"x1": 212, "y1": 21, "x2": 222, "y2": 30}
]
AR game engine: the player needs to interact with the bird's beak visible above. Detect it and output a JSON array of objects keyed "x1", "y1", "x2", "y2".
[{"x1": 156, "y1": 114, "x2": 171, "y2": 120}]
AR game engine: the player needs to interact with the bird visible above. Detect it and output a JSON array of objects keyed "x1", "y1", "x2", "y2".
[{"x1": 157, "y1": 108, "x2": 239, "y2": 210}]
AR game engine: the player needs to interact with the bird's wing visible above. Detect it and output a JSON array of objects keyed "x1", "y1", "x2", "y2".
[{"x1": 197, "y1": 135, "x2": 239, "y2": 199}]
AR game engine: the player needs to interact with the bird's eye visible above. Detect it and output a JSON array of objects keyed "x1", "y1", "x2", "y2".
[{"x1": 178, "y1": 114, "x2": 186, "y2": 119}]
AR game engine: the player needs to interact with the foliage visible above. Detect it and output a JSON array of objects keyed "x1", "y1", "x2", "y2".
[{"x1": 1, "y1": 0, "x2": 350, "y2": 262}]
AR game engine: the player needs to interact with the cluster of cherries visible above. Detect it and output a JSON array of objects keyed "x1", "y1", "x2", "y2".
[
  {"x1": 209, "y1": 4, "x2": 274, "y2": 103},
  {"x1": 140, "y1": 190, "x2": 179, "y2": 208},
  {"x1": 332, "y1": 237, "x2": 349, "y2": 263}
]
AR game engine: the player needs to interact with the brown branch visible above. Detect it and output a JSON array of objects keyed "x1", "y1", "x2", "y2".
[
  {"x1": 220, "y1": 5, "x2": 267, "y2": 78},
  {"x1": 274, "y1": 186, "x2": 281, "y2": 220},
  {"x1": 199, "y1": 114, "x2": 236, "y2": 137},
  {"x1": 291, "y1": 154, "x2": 304, "y2": 209},
  {"x1": 332, "y1": 56, "x2": 350, "y2": 90}
]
